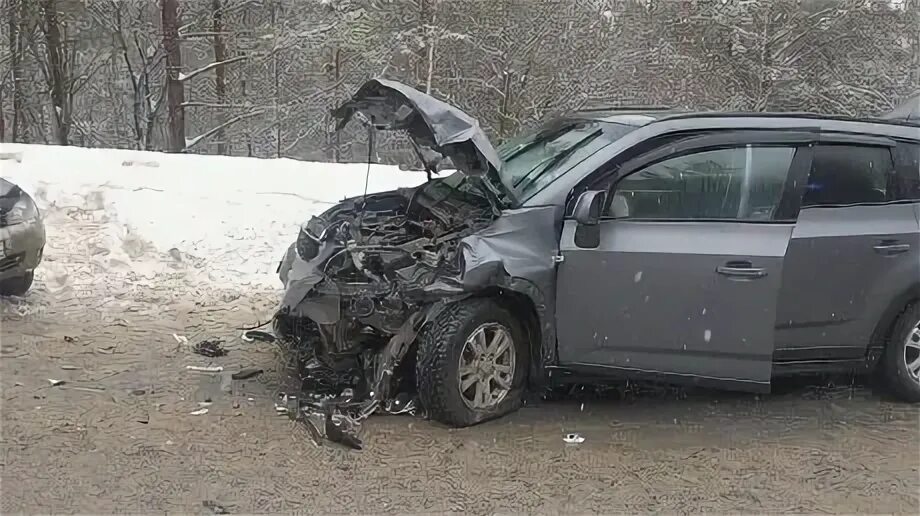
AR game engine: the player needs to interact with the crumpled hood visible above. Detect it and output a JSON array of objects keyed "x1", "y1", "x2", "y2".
[
  {"x1": 882, "y1": 94, "x2": 920, "y2": 123},
  {"x1": 332, "y1": 79, "x2": 514, "y2": 201}
]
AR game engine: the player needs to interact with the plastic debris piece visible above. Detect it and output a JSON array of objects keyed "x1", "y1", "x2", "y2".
[
  {"x1": 242, "y1": 330, "x2": 276, "y2": 343},
  {"x1": 189, "y1": 408, "x2": 209, "y2": 416},
  {"x1": 193, "y1": 338, "x2": 227, "y2": 358},
  {"x1": 563, "y1": 433, "x2": 585, "y2": 444},
  {"x1": 202, "y1": 500, "x2": 229, "y2": 514},
  {"x1": 60, "y1": 365, "x2": 78, "y2": 370},
  {"x1": 231, "y1": 367, "x2": 263, "y2": 380},
  {"x1": 172, "y1": 333, "x2": 189, "y2": 345},
  {"x1": 186, "y1": 365, "x2": 223, "y2": 372},
  {"x1": 48, "y1": 379, "x2": 66, "y2": 386}
]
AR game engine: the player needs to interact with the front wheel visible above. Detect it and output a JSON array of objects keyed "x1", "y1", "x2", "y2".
[
  {"x1": 0, "y1": 271, "x2": 34, "y2": 297},
  {"x1": 881, "y1": 302, "x2": 920, "y2": 402},
  {"x1": 416, "y1": 298, "x2": 528, "y2": 427}
]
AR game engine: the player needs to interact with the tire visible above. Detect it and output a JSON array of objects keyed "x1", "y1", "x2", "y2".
[
  {"x1": 416, "y1": 298, "x2": 528, "y2": 427},
  {"x1": 0, "y1": 271, "x2": 34, "y2": 297},
  {"x1": 881, "y1": 302, "x2": 920, "y2": 402}
]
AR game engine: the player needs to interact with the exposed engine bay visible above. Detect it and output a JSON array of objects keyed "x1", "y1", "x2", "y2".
[{"x1": 286, "y1": 172, "x2": 496, "y2": 350}]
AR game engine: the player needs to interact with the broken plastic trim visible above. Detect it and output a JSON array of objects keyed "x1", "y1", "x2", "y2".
[{"x1": 279, "y1": 305, "x2": 439, "y2": 449}]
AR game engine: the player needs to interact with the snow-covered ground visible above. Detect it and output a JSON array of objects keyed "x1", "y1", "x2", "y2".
[{"x1": 0, "y1": 144, "x2": 426, "y2": 290}]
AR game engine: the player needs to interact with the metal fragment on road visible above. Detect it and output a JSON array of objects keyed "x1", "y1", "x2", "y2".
[
  {"x1": 189, "y1": 408, "x2": 209, "y2": 415},
  {"x1": 186, "y1": 365, "x2": 223, "y2": 373},
  {"x1": 48, "y1": 379, "x2": 66, "y2": 386},
  {"x1": 563, "y1": 433, "x2": 585, "y2": 444}
]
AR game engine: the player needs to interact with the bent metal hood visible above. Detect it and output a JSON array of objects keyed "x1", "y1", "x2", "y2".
[{"x1": 332, "y1": 78, "x2": 514, "y2": 201}]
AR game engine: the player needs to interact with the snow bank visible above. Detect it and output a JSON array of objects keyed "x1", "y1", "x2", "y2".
[{"x1": 0, "y1": 143, "x2": 426, "y2": 289}]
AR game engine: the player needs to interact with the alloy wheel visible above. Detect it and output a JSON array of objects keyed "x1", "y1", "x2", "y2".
[{"x1": 458, "y1": 322, "x2": 515, "y2": 410}]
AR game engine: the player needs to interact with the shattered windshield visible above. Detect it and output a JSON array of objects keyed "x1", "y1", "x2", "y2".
[{"x1": 497, "y1": 119, "x2": 638, "y2": 201}]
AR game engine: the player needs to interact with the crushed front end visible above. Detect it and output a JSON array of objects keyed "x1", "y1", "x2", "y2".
[
  {"x1": 273, "y1": 174, "x2": 498, "y2": 446},
  {"x1": 270, "y1": 78, "x2": 516, "y2": 447}
]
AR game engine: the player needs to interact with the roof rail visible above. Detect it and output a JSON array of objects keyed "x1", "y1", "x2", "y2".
[
  {"x1": 654, "y1": 111, "x2": 920, "y2": 128},
  {"x1": 576, "y1": 104, "x2": 675, "y2": 113}
]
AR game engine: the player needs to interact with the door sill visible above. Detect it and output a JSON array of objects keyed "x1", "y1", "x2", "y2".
[{"x1": 547, "y1": 363, "x2": 771, "y2": 393}]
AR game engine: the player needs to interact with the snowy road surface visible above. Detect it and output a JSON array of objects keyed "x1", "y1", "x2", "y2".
[{"x1": 1, "y1": 145, "x2": 919, "y2": 513}]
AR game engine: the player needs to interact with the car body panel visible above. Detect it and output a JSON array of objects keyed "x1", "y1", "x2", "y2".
[
  {"x1": 774, "y1": 204, "x2": 920, "y2": 359},
  {"x1": 556, "y1": 219, "x2": 791, "y2": 390}
]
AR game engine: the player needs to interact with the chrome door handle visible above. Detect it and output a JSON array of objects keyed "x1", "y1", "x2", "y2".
[
  {"x1": 716, "y1": 261, "x2": 767, "y2": 279},
  {"x1": 873, "y1": 242, "x2": 910, "y2": 256}
]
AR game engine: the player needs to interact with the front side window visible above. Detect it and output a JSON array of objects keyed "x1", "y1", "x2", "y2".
[
  {"x1": 802, "y1": 145, "x2": 893, "y2": 207},
  {"x1": 607, "y1": 146, "x2": 795, "y2": 221}
]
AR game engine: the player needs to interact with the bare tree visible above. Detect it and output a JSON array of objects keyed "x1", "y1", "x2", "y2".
[
  {"x1": 36, "y1": 0, "x2": 69, "y2": 144},
  {"x1": 211, "y1": 0, "x2": 228, "y2": 154},
  {"x1": 161, "y1": 0, "x2": 185, "y2": 152}
]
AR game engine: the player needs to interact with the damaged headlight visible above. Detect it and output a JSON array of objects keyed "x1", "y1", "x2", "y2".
[
  {"x1": 3, "y1": 194, "x2": 39, "y2": 226},
  {"x1": 296, "y1": 226, "x2": 320, "y2": 261}
]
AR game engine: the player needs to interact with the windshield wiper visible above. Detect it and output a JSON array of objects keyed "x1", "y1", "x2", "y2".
[{"x1": 513, "y1": 128, "x2": 602, "y2": 192}]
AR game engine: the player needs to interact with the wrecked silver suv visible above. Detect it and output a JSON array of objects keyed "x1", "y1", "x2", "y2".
[{"x1": 275, "y1": 80, "x2": 920, "y2": 439}]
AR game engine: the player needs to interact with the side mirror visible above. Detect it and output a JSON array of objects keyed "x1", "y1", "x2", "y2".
[
  {"x1": 573, "y1": 190, "x2": 606, "y2": 226},
  {"x1": 572, "y1": 190, "x2": 606, "y2": 249}
]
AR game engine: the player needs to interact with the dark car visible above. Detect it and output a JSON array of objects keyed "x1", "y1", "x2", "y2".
[
  {"x1": 275, "y1": 80, "x2": 920, "y2": 429},
  {"x1": 0, "y1": 177, "x2": 45, "y2": 296}
]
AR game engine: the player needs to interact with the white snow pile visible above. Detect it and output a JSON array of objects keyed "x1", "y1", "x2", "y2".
[{"x1": 0, "y1": 143, "x2": 426, "y2": 291}]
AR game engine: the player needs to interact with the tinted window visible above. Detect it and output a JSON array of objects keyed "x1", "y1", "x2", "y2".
[
  {"x1": 608, "y1": 146, "x2": 795, "y2": 221},
  {"x1": 802, "y1": 145, "x2": 893, "y2": 206},
  {"x1": 893, "y1": 142, "x2": 920, "y2": 201}
]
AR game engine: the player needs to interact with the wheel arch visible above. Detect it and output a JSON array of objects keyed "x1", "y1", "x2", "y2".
[
  {"x1": 870, "y1": 282, "x2": 920, "y2": 360},
  {"x1": 469, "y1": 286, "x2": 545, "y2": 391}
]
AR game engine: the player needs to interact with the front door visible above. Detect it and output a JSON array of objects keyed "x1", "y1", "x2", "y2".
[{"x1": 555, "y1": 131, "x2": 815, "y2": 390}]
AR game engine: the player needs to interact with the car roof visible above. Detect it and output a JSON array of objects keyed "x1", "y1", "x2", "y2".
[{"x1": 573, "y1": 107, "x2": 920, "y2": 132}]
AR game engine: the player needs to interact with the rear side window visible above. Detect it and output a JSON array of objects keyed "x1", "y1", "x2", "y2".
[
  {"x1": 802, "y1": 145, "x2": 894, "y2": 207},
  {"x1": 893, "y1": 142, "x2": 920, "y2": 201}
]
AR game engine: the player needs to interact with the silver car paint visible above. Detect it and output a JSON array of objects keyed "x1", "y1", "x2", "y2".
[
  {"x1": 775, "y1": 204, "x2": 920, "y2": 355},
  {"x1": 555, "y1": 220, "x2": 791, "y2": 390}
]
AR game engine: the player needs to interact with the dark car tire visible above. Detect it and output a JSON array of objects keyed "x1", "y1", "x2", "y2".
[
  {"x1": 0, "y1": 271, "x2": 34, "y2": 297},
  {"x1": 416, "y1": 298, "x2": 528, "y2": 427},
  {"x1": 881, "y1": 302, "x2": 920, "y2": 402}
]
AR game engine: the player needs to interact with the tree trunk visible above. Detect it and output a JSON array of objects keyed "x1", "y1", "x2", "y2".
[
  {"x1": 211, "y1": 0, "x2": 227, "y2": 154},
  {"x1": 40, "y1": 0, "x2": 69, "y2": 145},
  {"x1": 4, "y1": 0, "x2": 18, "y2": 141},
  {"x1": 161, "y1": 0, "x2": 185, "y2": 152}
]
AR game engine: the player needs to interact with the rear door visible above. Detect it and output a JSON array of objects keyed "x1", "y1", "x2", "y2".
[
  {"x1": 555, "y1": 131, "x2": 815, "y2": 390},
  {"x1": 774, "y1": 135, "x2": 920, "y2": 362}
]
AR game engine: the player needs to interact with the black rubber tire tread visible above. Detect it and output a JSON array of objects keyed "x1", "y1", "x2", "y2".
[
  {"x1": 416, "y1": 297, "x2": 527, "y2": 428},
  {"x1": 0, "y1": 271, "x2": 33, "y2": 297},
  {"x1": 881, "y1": 302, "x2": 920, "y2": 402}
]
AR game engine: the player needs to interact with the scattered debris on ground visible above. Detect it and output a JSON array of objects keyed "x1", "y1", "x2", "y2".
[
  {"x1": 563, "y1": 433, "x2": 585, "y2": 444},
  {"x1": 202, "y1": 500, "x2": 230, "y2": 514},
  {"x1": 186, "y1": 365, "x2": 223, "y2": 373},
  {"x1": 192, "y1": 338, "x2": 227, "y2": 357},
  {"x1": 240, "y1": 329, "x2": 275, "y2": 343},
  {"x1": 231, "y1": 367, "x2": 263, "y2": 380},
  {"x1": 189, "y1": 408, "x2": 209, "y2": 416},
  {"x1": 63, "y1": 336, "x2": 77, "y2": 343},
  {"x1": 47, "y1": 379, "x2": 65, "y2": 386}
]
